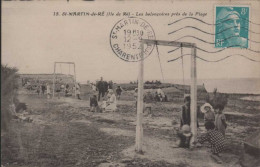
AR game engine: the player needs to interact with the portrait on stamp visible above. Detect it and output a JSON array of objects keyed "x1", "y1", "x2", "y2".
[{"x1": 215, "y1": 6, "x2": 249, "y2": 48}]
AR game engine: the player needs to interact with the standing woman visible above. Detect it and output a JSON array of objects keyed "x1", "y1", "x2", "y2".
[{"x1": 46, "y1": 83, "x2": 51, "y2": 99}]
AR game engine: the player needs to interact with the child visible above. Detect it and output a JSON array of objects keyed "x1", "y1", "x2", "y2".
[
  {"x1": 201, "y1": 103, "x2": 215, "y2": 125},
  {"x1": 36, "y1": 84, "x2": 41, "y2": 96},
  {"x1": 90, "y1": 95, "x2": 98, "y2": 112},
  {"x1": 75, "y1": 83, "x2": 81, "y2": 100},
  {"x1": 215, "y1": 104, "x2": 227, "y2": 137},
  {"x1": 195, "y1": 121, "x2": 226, "y2": 163},
  {"x1": 116, "y1": 86, "x2": 123, "y2": 100},
  {"x1": 177, "y1": 124, "x2": 193, "y2": 148}
]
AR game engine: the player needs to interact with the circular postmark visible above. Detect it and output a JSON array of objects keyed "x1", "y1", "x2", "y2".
[{"x1": 110, "y1": 17, "x2": 156, "y2": 62}]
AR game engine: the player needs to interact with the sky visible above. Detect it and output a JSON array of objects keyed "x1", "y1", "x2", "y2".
[{"x1": 2, "y1": 0, "x2": 260, "y2": 82}]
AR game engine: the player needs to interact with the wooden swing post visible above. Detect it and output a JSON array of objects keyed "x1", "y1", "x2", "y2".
[
  {"x1": 52, "y1": 62, "x2": 76, "y2": 98},
  {"x1": 136, "y1": 39, "x2": 197, "y2": 153}
]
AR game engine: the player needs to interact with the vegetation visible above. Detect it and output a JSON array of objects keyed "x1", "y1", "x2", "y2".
[
  {"x1": 1, "y1": 64, "x2": 19, "y2": 131},
  {"x1": 144, "y1": 80, "x2": 162, "y2": 85},
  {"x1": 205, "y1": 88, "x2": 229, "y2": 110}
]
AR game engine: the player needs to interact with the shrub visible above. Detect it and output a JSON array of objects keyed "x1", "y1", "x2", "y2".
[
  {"x1": 1, "y1": 64, "x2": 19, "y2": 131},
  {"x1": 205, "y1": 88, "x2": 228, "y2": 110}
]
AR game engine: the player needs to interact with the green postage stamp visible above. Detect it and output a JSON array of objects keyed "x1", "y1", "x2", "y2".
[{"x1": 215, "y1": 6, "x2": 249, "y2": 48}]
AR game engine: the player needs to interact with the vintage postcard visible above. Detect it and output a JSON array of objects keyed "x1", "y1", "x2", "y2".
[{"x1": 2, "y1": 0, "x2": 260, "y2": 167}]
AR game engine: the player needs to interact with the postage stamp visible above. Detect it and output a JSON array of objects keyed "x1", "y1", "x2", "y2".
[
  {"x1": 110, "y1": 17, "x2": 156, "y2": 62},
  {"x1": 215, "y1": 6, "x2": 249, "y2": 48}
]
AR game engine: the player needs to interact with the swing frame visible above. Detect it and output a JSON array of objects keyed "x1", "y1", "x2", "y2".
[
  {"x1": 136, "y1": 39, "x2": 197, "y2": 152},
  {"x1": 52, "y1": 62, "x2": 76, "y2": 97}
]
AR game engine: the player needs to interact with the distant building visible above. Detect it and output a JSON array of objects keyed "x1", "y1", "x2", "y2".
[{"x1": 19, "y1": 73, "x2": 74, "y2": 85}]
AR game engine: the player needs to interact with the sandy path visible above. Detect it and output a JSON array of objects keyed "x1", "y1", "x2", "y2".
[
  {"x1": 9, "y1": 92, "x2": 244, "y2": 167},
  {"x1": 100, "y1": 127, "x2": 239, "y2": 167}
]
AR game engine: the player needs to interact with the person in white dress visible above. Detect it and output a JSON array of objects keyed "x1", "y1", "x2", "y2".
[
  {"x1": 46, "y1": 83, "x2": 51, "y2": 99},
  {"x1": 105, "y1": 89, "x2": 117, "y2": 112}
]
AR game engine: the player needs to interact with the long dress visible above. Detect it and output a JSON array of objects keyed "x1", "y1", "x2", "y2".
[{"x1": 105, "y1": 94, "x2": 117, "y2": 112}]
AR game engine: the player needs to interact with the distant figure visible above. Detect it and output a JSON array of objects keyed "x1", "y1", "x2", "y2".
[
  {"x1": 177, "y1": 124, "x2": 193, "y2": 148},
  {"x1": 201, "y1": 103, "x2": 215, "y2": 125},
  {"x1": 101, "y1": 96, "x2": 107, "y2": 112},
  {"x1": 143, "y1": 91, "x2": 152, "y2": 115},
  {"x1": 108, "y1": 80, "x2": 113, "y2": 89},
  {"x1": 97, "y1": 77, "x2": 106, "y2": 101},
  {"x1": 56, "y1": 81, "x2": 61, "y2": 99},
  {"x1": 91, "y1": 83, "x2": 97, "y2": 92},
  {"x1": 66, "y1": 83, "x2": 69, "y2": 89},
  {"x1": 90, "y1": 95, "x2": 98, "y2": 112},
  {"x1": 116, "y1": 86, "x2": 123, "y2": 100},
  {"x1": 61, "y1": 84, "x2": 65, "y2": 93},
  {"x1": 41, "y1": 83, "x2": 46, "y2": 95},
  {"x1": 154, "y1": 92, "x2": 160, "y2": 102},
  {"x1": 214, "y1": 104, "x2": 227, "y2": 137},
  {"x1": 46, "y1": 83, "x2": 51, "y2": 99},
  {"x1": 75, "y1": 83, "x2": 81, "y2": 100},
  {"x1": 157, "y1": 88, "x2": 165, "y2": 101},
  {"x1": 26, "y1": 81, "x2": 31, "y2": 90},
  {"x1": 134, "y1": 88, "x2": 138, "y2": 108},
  {"x1": 36, "y1": 84, "x2": 41, "y2": 96},
  {"x1": 104, "y1": 81, "x2": 109, "y2": 95}
]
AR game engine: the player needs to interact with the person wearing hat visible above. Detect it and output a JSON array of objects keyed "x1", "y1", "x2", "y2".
[
  {"x1": 201, "y1": 103, "x2": 215, "y2": 125},
  {"x1": 216, "y1": 7, "x2": 247, "y2": 48},
  {"x1": 177, "y1": 124, "x2": 193, "y2": 148},
  {"x1": 105, "y1": 89, "x2": 117, "y2": 112}
]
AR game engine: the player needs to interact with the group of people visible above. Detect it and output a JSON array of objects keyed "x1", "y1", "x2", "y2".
[
  {"x1": 95, "y1": 77, "x2": 115, "y2": 101},
  {"x1": 154, "y1": 88, "x2": 168, "y2": 102},
  {"x1": 34, "y1": 82, "x2": 51, "y2": 99},
  {"x1": 55, "y1": 78, "x2": 81, "y2": 99},
  {"x1": 178, "y1": 96, "x2": 227, "y2": 163},
  {"x1": 89, "y1": 77, "x2": 125, "y2": 113},
  {"x1": 90, "y1": 88, "x2": 118, "y2": 113}
]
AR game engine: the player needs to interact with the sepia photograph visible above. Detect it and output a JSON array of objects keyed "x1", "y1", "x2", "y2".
[{"x1": 1, "y1": 0, "x2": 260, "y2": 166}]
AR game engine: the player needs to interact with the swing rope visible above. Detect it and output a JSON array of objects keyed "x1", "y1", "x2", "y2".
[
  {"x1": 180, "y1": 44, "x2": 186, "y2": 97},
  {"x1": 155, "y1": 43, "x2": 165, "y2": 82}
]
